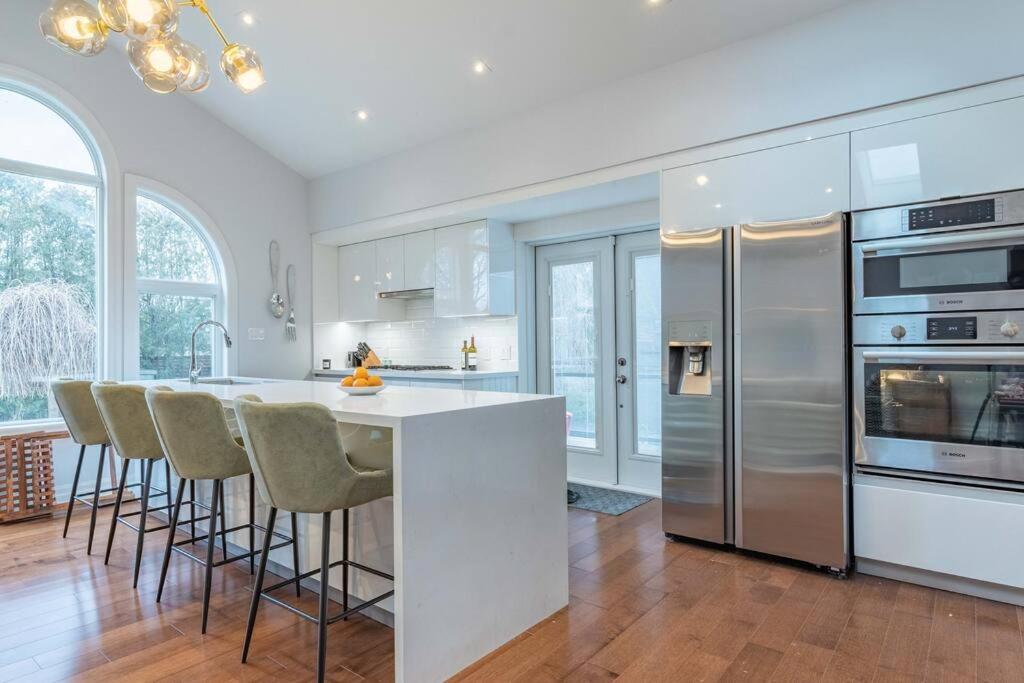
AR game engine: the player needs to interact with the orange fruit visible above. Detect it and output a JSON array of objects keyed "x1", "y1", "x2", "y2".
[
  {"x1": 340, "y1": 376, "x2": 355, "y2": 387},
  {"x1": 367, "y1": 375, "x2": 383, "y2": 387},
  {"x1": 352, "y1": 378, "x2": 369, "y2": 388},
  {"x1": 354, "y1": 367, "x2": 369, "y2": 380}
]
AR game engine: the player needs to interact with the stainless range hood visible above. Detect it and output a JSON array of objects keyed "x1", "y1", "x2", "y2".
[{"x1": 377, "y1": 287, "x2": 434, "y2": 300}]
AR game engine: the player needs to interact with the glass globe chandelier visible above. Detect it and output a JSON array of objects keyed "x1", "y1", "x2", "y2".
[{"x1": 40, "y1": 0, "x2": 264, "y2": 95}]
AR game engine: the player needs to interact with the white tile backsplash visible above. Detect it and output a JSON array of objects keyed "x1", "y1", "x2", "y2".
[{"x1": 314, "y1": 300, "x2": 517, "y2": 370}]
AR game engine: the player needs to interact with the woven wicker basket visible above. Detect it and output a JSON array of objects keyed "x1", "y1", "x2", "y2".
[{"x1": 0, "y1": 430, "x2": 67, "y2": 523}]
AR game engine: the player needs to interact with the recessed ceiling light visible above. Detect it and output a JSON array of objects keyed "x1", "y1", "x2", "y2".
[
  {"x1": 714, "y1": 203, "x2": 722, "y2": 209},
  {"x1": 473, "y1": 59, "x2": 492, "y2": 75},
  {"x1": 241, "y1": 12, "x2": 255, "y2": 25},
  {"x1": 825, "y1": 187, "x2": 833, "y2": 193},
  {"x1": 648, "y1": 0, "x2": 672, "y2": 5},
  {"x1": 355, "y1": 109, "x2": 369, "y2": 121},
  {"x1": 696, "y1": 175, "x2": 709, "y2": 187}
]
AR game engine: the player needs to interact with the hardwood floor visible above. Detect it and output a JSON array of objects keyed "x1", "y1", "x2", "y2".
[{"x1": 2, "y1": 499, "x2": 1023, "y2": 682}]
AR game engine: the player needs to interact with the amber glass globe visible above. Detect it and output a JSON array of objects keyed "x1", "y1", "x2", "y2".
[
  {"x1": 221, "y1": 43, "x2": 265, "y2": 94},
  {"x1": 127, "y1": 35, "x2": 184, "y2": 94},
  {"x1": 97, "y1": 0, "x2": 128, "y2": 32},
  {"x1": 121, "y1": 0, "x2": 178, "y2": 42},
  {"x1": 39, "y1": 0, "x2": 108, "y2": 57},
  {"x1": 175, "y1": 38, "x2": 210, "y2": 94}
]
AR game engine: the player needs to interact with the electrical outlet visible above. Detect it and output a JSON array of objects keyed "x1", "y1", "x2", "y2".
[{"x1": 247, "y1": 327, "x2": 265, "y2": 341}]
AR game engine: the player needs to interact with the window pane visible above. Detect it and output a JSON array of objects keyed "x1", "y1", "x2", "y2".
[
  {"x1": 136, "y1": 196, "x2": 216, "y2": 282},
  {"x1": 0, "y1": 171, "x2": 98, "y2": 423},
  {"x1": 0, "y1": 89, "x2": 95, "y2": 175},
  {"x1": 550, "y1": 260, "x2": 597, "y2": 449},
  {"x1": 634, "y1": 253, "x2": 662, "y2": 456},
  {"x1": 138, "y1": 293, "x2": 215, "y2": 380}
]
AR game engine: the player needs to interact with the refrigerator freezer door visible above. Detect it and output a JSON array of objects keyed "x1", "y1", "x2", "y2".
[
  {"x1": 662, "y1": 227, "x2": 730, "y2": 544},
  {"x1": 737, "y1": 212, "x2": 848, "y2": 569}
]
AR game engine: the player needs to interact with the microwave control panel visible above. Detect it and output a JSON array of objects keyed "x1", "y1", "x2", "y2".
[
  {"x1": 854, "y1": 311, "x2": 1024, "y2": 345},
  {"x1": 905, "y1": 197, "x2": 1002, "y2": 231}
]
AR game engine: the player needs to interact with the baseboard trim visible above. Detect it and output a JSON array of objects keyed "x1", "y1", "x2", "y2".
[{"x1": 857, "y1": 557, "x2": 1024, "y2": 607}]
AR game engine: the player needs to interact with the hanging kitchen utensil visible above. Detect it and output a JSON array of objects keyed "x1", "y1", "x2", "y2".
[
  {"x1": 285, "y1": 264, "x2": 297, "y2": 341},
  {"x1": 268, "y1": 241, "x2": 286, "y2": 318}
]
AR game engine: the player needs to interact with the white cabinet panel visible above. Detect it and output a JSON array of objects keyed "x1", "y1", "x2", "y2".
[
  {"x1": 376, "y1": 235, "x2": 405, "y2": 293},
  {"x1": 434, "y1": 220, "x2": 514, "y2": 318},
  {"x1": 404, "y1": 230, "x2": 435, "y2": 290},
  {"x1": 662, "y1": 135, "x2": 850, "y2": 232},
  {"x1": 852, "y1": 97, "x2": 1024, "y2": 210},
  {"x1": 312, "y1": 243, "x2": 339, "y2": 323},
  {"x1": 339, "y1": 242, "x2": 403, "y2": 322},
  {"x1": 854, "y1": 476, "x2": 1024, "y2": 589}
]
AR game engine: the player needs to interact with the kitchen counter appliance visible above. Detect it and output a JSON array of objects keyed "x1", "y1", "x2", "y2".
[
  {"x1": 662, "y1": 212, "x2": 849, "y2": 573},
  {"x1": 852, "y1": 190, "x2": 1024, "y2": 485}
]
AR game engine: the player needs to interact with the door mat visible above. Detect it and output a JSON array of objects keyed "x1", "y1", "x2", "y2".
[{"x1": 567, "y1": 483, "x2": 652, "y2": 516}]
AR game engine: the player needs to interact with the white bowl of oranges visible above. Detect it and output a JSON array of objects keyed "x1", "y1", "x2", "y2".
[{"x1": 339, "y1": 367, "x2": 386, "y2": 395}]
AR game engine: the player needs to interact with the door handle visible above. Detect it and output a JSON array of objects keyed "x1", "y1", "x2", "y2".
[{"x1": 616, "y1": 374, "x2": 628, "y2": 384}]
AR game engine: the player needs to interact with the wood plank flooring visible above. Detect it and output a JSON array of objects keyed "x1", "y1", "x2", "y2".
[{"x1": 2, "y1": 499, "x2": 1023, "y2": 682}]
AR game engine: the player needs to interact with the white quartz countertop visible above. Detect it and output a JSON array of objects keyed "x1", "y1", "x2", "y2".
[
  {"x1": 138, "y1": 379, "x2": 550, "y2": 427},
  {"x1": 312, "y1": 368, "x2": 519, "y2": 380}
]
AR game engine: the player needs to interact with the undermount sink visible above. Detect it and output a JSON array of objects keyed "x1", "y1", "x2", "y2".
[{"x1": 191, "y1": 377, "x2": 271, "y2": 386}]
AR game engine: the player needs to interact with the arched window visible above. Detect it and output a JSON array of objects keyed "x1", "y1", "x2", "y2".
[
  {"x1": 0, "y1": 85, "x2": 101, "y2": 426},
  {"x1": 132, "y1": 190, "x2": 227, "y2": 380}
]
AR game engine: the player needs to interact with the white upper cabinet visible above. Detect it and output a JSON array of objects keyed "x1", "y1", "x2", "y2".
[
  {"x1": 662, "y1": 135, "x2": 850, "y2": 232},
  {"x1": 312, "y1": 243, "x2": 339, "y2": 323},
  {"x1": 339, "y1": 241, "x2": 403, "y2": 322},
  {"x1": 434, "y1": 220, "x2": 515, "y2": 318},
  {"x1": 404, "y1": 230, "x2": 435, "y2": 290},
  {"x1": 375, "y1": 235, "x2": 405, "y2": 293},
  {"x1": 852, "y1": 97, "x2": 1024, "y2": 210}
]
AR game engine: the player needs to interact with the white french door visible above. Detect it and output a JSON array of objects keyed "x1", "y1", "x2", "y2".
[{"x1": 536, "y1": 230, "x2": 662, "y2": 495}]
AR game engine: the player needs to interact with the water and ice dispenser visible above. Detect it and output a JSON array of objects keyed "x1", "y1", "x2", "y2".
[{"x1": 667, "y1": 320, "x2": 713, "y2": 397}]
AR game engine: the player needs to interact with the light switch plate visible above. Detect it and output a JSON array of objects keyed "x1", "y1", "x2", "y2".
[{"x1": 247, "y1": 327, "x2": 265, "y2": 341}]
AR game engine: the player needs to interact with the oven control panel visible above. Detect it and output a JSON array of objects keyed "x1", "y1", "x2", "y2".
[{"x1": 854, "y1": 311, "x2": 1024, "y2": 345}]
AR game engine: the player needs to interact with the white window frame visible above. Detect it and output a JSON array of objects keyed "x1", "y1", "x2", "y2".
[
  {"x1": 124, "y1": 174, "x2": 238, "y2": 381},
  {"x1": 0, "y1": 66, "x2": 116, "y2": 433}
]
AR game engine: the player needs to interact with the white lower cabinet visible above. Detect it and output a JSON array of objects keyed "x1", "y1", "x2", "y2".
[{"x1": 854, "y1": 475, "x2": 1024, "y2": 589}]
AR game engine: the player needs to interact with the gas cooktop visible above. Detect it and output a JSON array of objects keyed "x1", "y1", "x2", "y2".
[{"x1": 381, "y1": 365, "x2": 454, "y2": 371}]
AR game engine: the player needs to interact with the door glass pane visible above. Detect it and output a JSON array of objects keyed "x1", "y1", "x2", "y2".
[
  {"x1": 865, "y1": 363, "x2": 1024, "y2": 448},
  {"x1": 634, "y1": 253, "x2": 662, "y2": 456},
  {"x1": 138, "y1": 293, "x2": 215, "y2": 380},
  {"x1": 550, "y1": 260, "x2": 597, "y2": 449}
]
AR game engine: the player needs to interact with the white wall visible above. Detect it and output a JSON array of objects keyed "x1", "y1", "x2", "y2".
[
  {"x1": 310, "y1": 0, "x2": 1024, "y2": 232},
  {"x1": 2, "y1": 1, "x2": 311, "y2": 384}
]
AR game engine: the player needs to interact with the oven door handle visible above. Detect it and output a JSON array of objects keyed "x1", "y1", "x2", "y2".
[
  {"x1": 862, "y1": 350, "x2": 1024, "y2": 362},
  {"x1": 861, "y1": 226, "x2": 1024, "y2": 254}
]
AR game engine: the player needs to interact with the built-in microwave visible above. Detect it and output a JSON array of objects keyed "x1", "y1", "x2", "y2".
[{"x1": 852, "y1": 191, "x2": 1024, "y2": 315}]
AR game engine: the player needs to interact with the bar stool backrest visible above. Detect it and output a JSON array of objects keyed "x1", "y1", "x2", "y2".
[
  {"x1": 91, "y1": 382, "x2": 165, "y2": 461},
  {"x1": 51, "y1": 379, "x2": 109, "y2": 446},
  {"x1": 233, "y1": 395, "x2": 364, "y2": 513},
  {"x1": 146, "y1": 387, "x2": 251, "y2": 482}
]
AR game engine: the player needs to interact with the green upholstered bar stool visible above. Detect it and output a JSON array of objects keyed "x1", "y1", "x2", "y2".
[
  {"x1": 50, "y1": 379, "x2": 112, "y2": 554},
  {"x1": 146, "y1": 387, "x2": 301, "y2": 633},
  {"x1": 233, "y1": 396, "x2": 394, "y2": 683},
  {"x1": 90, "y1": 382, "x2": 173, "y2": 587}
]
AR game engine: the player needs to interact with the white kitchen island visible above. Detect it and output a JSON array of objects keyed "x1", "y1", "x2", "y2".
[{"x1": 143, "y1": 379, "x2": 568, "y2": 683}]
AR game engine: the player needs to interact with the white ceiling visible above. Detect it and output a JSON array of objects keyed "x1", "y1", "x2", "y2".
[{"x1": 180, "y1": 0, "x2": 854, "y2": 179}]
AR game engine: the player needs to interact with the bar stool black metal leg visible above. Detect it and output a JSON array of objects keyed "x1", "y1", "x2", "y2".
[
  {"x1": 242, "y1": 506, "x2": 277, "y2": 663},
  {"x1": 218, "y1": 481, "x2": 228, "y2": 562},
  {"x1": 248, "y1": 474, "x2": 255, "y2": 575},
  {"x1": 164, "y1": 460, "x2": 171, "y2": 499},
  {"x1": 133, "y1": 458, "x2": 155, "y2": 588},
  {"x1": 157, "y1": 478, "x2": 187, "y2": 603},
  {"x1": 342, "y1": 508, "x2": 349, "y2": 619},
  {"x1": 104, "y1": 457, "x2": 130, "y2": 565},
  {"x1": 63, "y1": 444, "x2": 86, "y2": 538},
  {"x1": 317, "y1": 511, "x2": 331, "y2": 683},
  {"x1": 189, "y1": 480, "x2": 197, "y2": 544},
  {"x1": 86, "y1": 444, "x2": 107, "y2": 554},
  {"x1": 291, "y1": 511, "x2": 301, "y2": 597},
  {"x1": 201, "y1": 479, "x2": 222, "y2": 634}
]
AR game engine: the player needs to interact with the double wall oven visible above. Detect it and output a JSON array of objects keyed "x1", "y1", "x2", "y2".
[{"x1": 852, "y1": 190, "x2": 1024, "y2": 485}]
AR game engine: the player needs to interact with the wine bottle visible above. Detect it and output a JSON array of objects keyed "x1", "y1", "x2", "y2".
[
  {"x1": 461, "y1": 340, "x2": 469, "y2": 371},
  {"x1": 468, "y1": 336, "x2": 478, "y2": 371}
]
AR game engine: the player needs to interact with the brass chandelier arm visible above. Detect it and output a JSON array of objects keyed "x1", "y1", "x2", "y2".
[{"x1": 178, "y1": 0, "x2": 231, "y2": 47}]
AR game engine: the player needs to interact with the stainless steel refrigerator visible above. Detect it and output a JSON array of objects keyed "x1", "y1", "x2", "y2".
[{"x1": 662, "y1": 213, "x2": 849, "y2": 572}]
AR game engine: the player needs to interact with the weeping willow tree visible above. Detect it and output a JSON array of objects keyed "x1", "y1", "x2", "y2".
[{"x1": 0, "y1": 280, "x2": 96, "y2": 401}]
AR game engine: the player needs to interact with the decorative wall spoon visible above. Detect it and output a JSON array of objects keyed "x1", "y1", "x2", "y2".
[{"x1": 269, "y1": 240, "x2": 286, "y2": 318}]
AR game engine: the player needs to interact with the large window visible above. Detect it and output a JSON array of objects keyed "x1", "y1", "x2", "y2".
[
  {"x1": 135, "y1": 194, "x2": 223, "y2": 381},
  {"x1": 0, "y1": 86, "x2": 100, "y2": 425}
]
